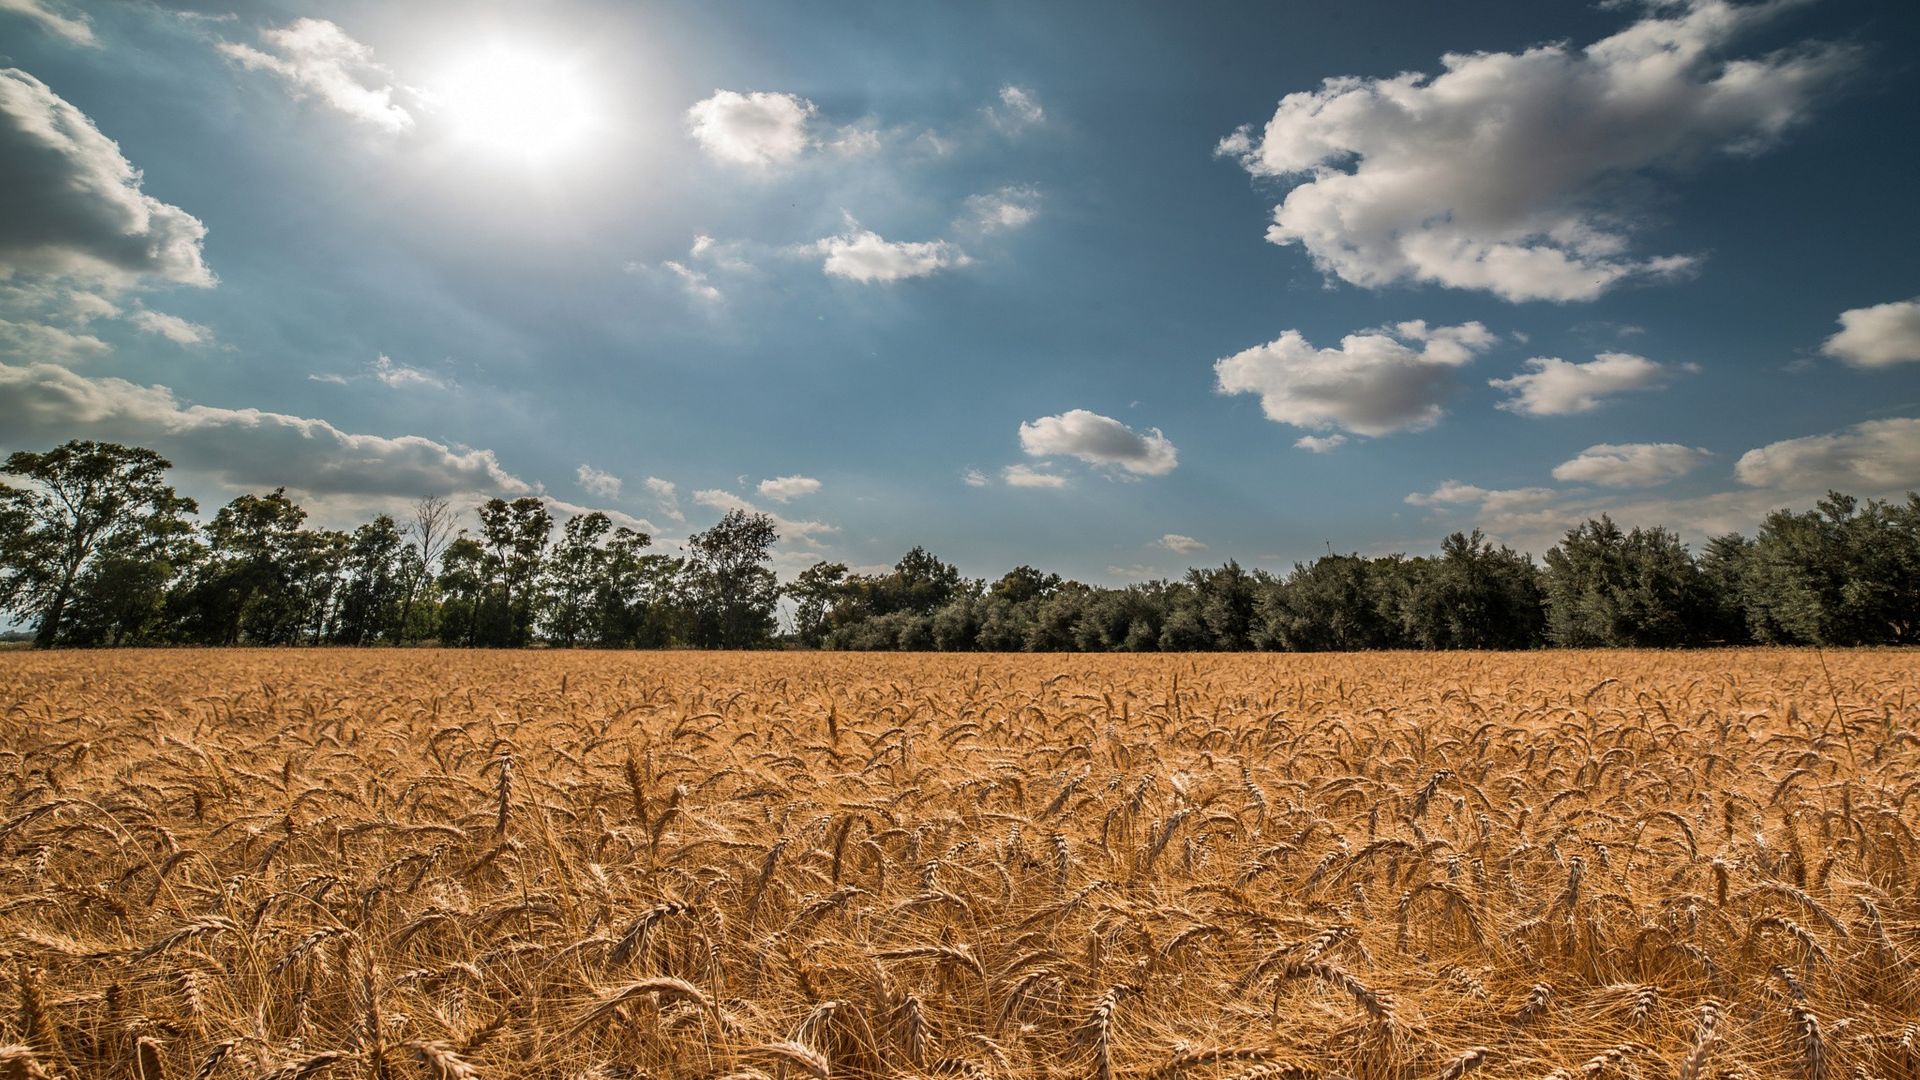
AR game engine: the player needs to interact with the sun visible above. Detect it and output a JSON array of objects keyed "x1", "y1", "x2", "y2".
[{"x1": 434, "y1": 45, "x2": 598, "y2": 163}]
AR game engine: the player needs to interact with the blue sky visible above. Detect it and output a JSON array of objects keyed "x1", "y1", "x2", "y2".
[{"x1": 2, "y1": 0, "x2": 1918, "y2": 582}]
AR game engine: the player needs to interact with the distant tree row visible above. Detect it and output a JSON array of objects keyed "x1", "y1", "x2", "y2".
[
  {"x1": 3, "y1": 440, "x2": 1917, "y2": 649},
  {"x1": 0, "y1": 441, "x2": 777, "y2": 649}
]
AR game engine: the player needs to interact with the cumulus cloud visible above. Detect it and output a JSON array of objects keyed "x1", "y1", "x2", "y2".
[
  {"x1": 1217, "y1": 0, "x2": 1846, "y2": 301},
  {"x1": 1822, "y1": 298, "x2": 1920, "y2": 368},
  {"x1": 815, "y1": 227, "x2": 967, "y2": 283},
  {"x1": 1018, "y1": 409, "x2": 1178, "y2": 476},
  {"x1": 543, "y1": 497, "x2": 659, "y2": 537},
  {"x1": 643, "y1": 476, "x2": 685, "y2": 522},
  {"x1": 1407, "y1": 416, "x2": 1920, "y2": 555},
  {"x1": 1405, "y1": 481, "x2": 1560, "y2": 515},
  {"x1": 989, "y1": 85, "x2": 1045, "y2": 130},
  {"x1": 757, "y1": 475, "x2": 821, "y2": 502},
  {"x1": 0, "y1": 0, "x2": 96, "y2": 45},
  {"x1": 576, "y1": 464, "x2": 622, "y2": 499},
  {"x1": 1734, "y1": 417, "x2": 1920, "y2": 491},
  {"x1": 963, "y1": 185, "x2": 1041, "y2": 232},
  {"x1": 128, "y1": 309, "x2": 213, "y2": 346},
  {"x1": 0, "y1": 360, "x2": 531, "y2": 498},
  {"x1": 1552, "y1": 442, "x2": 1711, "y2": 486},
  {"x1": 692, "y1": 487, "x2": 838, "y2": 544},
  {"x1": 1490, "y1": 352, "x2": 1675, "y2": 415},
  {"x1": 219, "y1": 19, "x2": 412, "y2": 133},
  {"x1": 0, "y1": 69, "x2": 212, "y2": 288},
  {"x1": 1106, "y1": 564, "x2": 1159, "y2": 580},
  {"x1": 962, "y1": 468, "x2": 989, "y2": 488},
  {"x1": 0, "y1": 317, "x2": 110, "y2": 362},
  {"x1": 1159, "y1": 533, "x2": 1207, "y2": 555},
  {"x1": 1002, "y1": 464, "x2": 1068, "y2": 489},
  {"x1": 1214, "y1": 320, "x2": 1497, "y2": 436},
  {"x1": 1294, "y1": 434, "x2": 1348, "y2": 453},
  {"x1": 685, "y1": 90, "x2": 816, "y2": 169}
]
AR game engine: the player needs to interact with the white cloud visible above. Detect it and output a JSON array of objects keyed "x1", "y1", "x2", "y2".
[
  {"x1": 963, "y1": 185, "x2": 1041, "y2": 232},
  {"x1": 1019, "y1": 409, "x2": 1178, "y2": 476},
  {"x1": 1822, "y1": 298, "x2": 1920, "y2": 368},
  {"x1": 685, "y1": 90, "x2": 815, "y2": 169},
  {"x1": 1734, "y1": 417, "x2": 1920, "y2": 491},
  {"x1": 0, "y1": 317, "x2": 110, "y2": 362},
  {"x1": 1406, "y1": 481, "x2": 1561, "y2": 515},
  {"x1": 692, "y1": 487, "x2": 838, "y2": 544},
  {"x1": 757, "y1": 475, "x2": 821, "y2": 502},
  {"x1": 0, "y1": 360, "x2": 531, "y2": 498},
  {"x1": 371, "y1": 353, "x2": 445, "y2": 390},
  {"x1": 1552, "y1": 442, "x2": 1711, "y2": 487},
  {"x1": 219, "y1": 19, "x2": 412, "y2": 133},
  {"x1": 962, "y1": 468, "x2": 989, "y2": 488},
  {"x1": 1218, "y1": 1, "x2": 1845, "y2": 301},
  {"x1": 0, "y1": 0, "x2": 96, "y2": 46},
  {"x1": 815, "y1": 226, "x2": 967, "y2": 283},
  {"x1": 663, "y1": 260, "x2": 721, "y2": 302},
  {"x1": 644, "y1": 476, "x2": 684, "y2": 522},
  {"x1": 1294, "y1": 434, "x2": 1348, "y2": 453},
  {"x1": 1407, "y1": 416, "x2": 1920, "y2": 556},
  {"x1": 1490, "y1": 352, "x2": 1674, "y2": 415},
  {"x1": 828, "y1": 125, "x2": 882, "y2": 157},
  {"x1": 128, "y1": 309, "x2": 213, "y2": 346},
  {"x1": 576, "y1": 463, "x2": 623, "y2": 499},
  {"x1": 1106, "y1": 564, "x2": 1159, "y2": 580},
  {"x1": 0, "y1": 69, "x2": 212, "y2": 288},
  {"x1": 989, "y1": 85, "x2": 1045, "y2": 130},
  {"x1": 1159, "y1": 533, "x2": 1207, "y2": 555},
  {"x1": 543, "y1": 497, "x2": 659, "y2": 537},
  {"x1": 62, "y1": 289, "x2": 118, "y2": 323},
  {"x1": 1214, "y1": 321, "x2": 1496, "y2": 436},
  {"x1": 1002, "y1": 464, "x2": 1069, "y2": 489}
]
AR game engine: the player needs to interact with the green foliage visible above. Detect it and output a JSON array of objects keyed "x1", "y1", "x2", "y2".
[
  {"x1": 3, "y1": 440, "x2": 1916, "y2": 653},
  {"x1": 0, "y1": 440, "x2": 196, "y2": 646}
]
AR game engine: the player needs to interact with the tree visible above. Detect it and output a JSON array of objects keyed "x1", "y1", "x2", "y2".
[
  {"x1": 687, "y1": 509, "x2": 780, "y2": 648},
  {"x1": 436, "y1": 537, "x2": 490, "y2": 647},
  {"x1": 1541, "y1": 517, "x2": 1713, "y2": 647},
  {"x1": 586, "y1": 527, "x2": 656, "y2": 646},
  {"x1": 1743, "y1": 493, "x2": 1920, "y2": 644},
  {"x1": 169, "y1": 489, "x2": 312, "y2": 644},
  {"x1": 1404, "y1": 531, "x2": 1544, "y2": 649},
  {"x1": 396, "y1": 495, "x2": 455, "y2": 643},
  {"x1": 333, "y1": 515, "x2": 407, "y2": 645},
  {"x1": 0, "y1": 441, "x2": 196, "y2": 646},
  {"x1": 475, "y1": 497, "x2": 552, "y2": 646},
  {"x1": 541, "y1": 512, "x2": 624, "y2": 648},
  {"x1": 787, "y1": 560, "x2": 850, "y2": 646},
  {"x1": 1261, "y1": 554, "x2": 1401, "y2": 651}
]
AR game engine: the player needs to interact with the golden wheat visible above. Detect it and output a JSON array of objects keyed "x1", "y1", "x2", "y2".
[{"x1": 0, "y1": 647, "x2": 1915, "y2": 1080}]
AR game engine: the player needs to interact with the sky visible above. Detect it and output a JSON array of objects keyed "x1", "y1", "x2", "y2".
[{"x1": 2, "y1": 0, "x2": 1918, "y2": 583}]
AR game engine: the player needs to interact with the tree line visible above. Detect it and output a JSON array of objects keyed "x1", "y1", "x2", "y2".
[{"x1": 3, "y1": 440, "x2": 1916, "y2": 649}]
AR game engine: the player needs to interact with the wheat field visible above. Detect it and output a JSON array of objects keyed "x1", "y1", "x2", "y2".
[{"x1": 1, "y1": 649, "x2": 1917, "y2": 1080}]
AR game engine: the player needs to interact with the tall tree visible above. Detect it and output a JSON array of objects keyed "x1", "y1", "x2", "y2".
[
  {"x1": 541, "y1": 512, "x2": 625, "y2": 648},
  {"x1": 0, "y1": 441, "x2": 196, "y2": 647},
  {"x1": 475, "y1": 496, "x2": 552, "y2": 646},
  {"x1": 687, "y1": 508, "x2": 779, "y2": 648},
  {"x1": 1541, "y1": 517, "x2": 1713, "y2": 646},
  {"x1": 1405, "y1": 531, "x2": 1544, "y2": 649},
  {"x1": 396, "y1": 495, "x2": 456, "y2": 643},
  {"x1": 333, "y1": 515, "x2": 407, "y2": 645},
  {"x1": 787, "y1": 560, "x2": 850, "y2": 647}
]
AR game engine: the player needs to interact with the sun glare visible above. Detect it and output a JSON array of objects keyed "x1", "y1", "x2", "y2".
[{"x1": 435, "y1": 45, "x2": 598, "y2": 163}]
